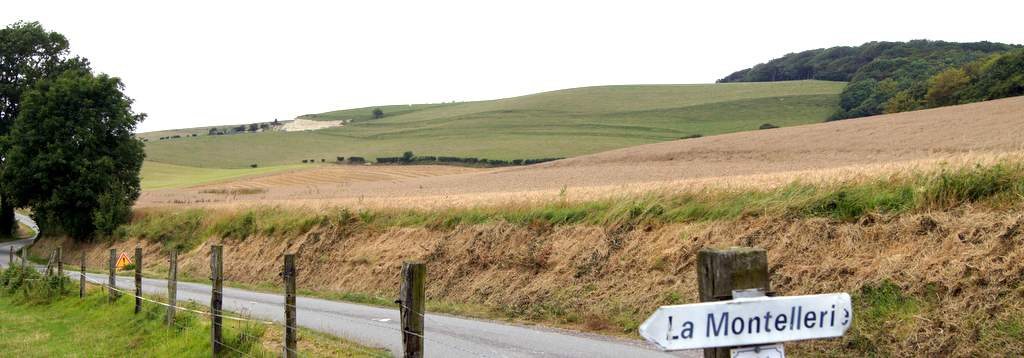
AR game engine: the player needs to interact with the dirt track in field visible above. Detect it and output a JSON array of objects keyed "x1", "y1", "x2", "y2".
[{"x1": 137, "y1": 96, "x2": 1024, "y2": 209}]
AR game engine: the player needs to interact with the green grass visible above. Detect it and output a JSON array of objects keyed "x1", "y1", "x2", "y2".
[
  {"x1": 0, "y1": 266, "x2": 389, "y2": 357},
  {"x1": 142, "y1": 81, "x2": 845, "y2": 168},
  {"x1": 141, "y1": 161, "x2": 308, "y2": 190}
]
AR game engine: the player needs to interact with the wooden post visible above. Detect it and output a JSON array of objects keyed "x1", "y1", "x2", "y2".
[
  {"x1": 8, "y1": 246, "x2": 12, "y2": 267},
  {"x1": 21, "y1": 247, "x2": 27, "y2": 269},
  {"x1": 79, "y1": 252, "x2": 86, "y2": 299},
  {"x1": 283, "y1": 253, "x2": 297, "y2": 358},
  {"x1": 167, "y1": 249, "x2": 177, "y2": 327},
  {"x1": 134, "y1": 247, "x2": 143, "y2": 314},
  {"x1": 399, "y1": 261, "x2": 425, "y2": 358},
  {"x1": 210, "y1": 245, "x2": 223, "y2": 356},
  {"x1": 108, "y1": 248, "x2": 118, "y2": 302},
  {"x1": 57, "y1": 247, "x2": 63, "y2": 292},
  {"x1": 696, "y1": 247, "x2": 770, "y2": 358}
]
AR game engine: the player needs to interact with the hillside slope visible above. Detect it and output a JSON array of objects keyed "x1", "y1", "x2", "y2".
[
  {"x1": 141, "y1": 81, "x2": 843, "y2": 168},
  {"x1": 139, "y1": 95, "x2": 1024, "y2": 209}
]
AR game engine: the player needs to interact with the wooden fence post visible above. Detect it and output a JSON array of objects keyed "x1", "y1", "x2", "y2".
[
  {"x1": 283, "y1": 253, "x2": 297, "y2": 358},
  {"x1": 167, "y1": 249, "x2": 177, "y2": 327},
  {"x1": 57, "y1": 247, "x2": 63, "y2": 291},
  {"x1": 134, "y1": 247, "x2": 142, "y2": 314},
  {"x1": 8, "y1": 245, "x2": 13, "y2": 267},
  {"x1": 399, "y1": 261, "x2": 425, "y2": 358},
  {"x1": 108, "y1": 248, "x2": 117, "y2": 302},
  {"x1": 21, "y1": 247, "x2": 27, "y2": 269},
  {"x1": 80, "y1": 251, "x2": 86, "y2": 299},
  {"x1": 696, "y1": 247, "x2": 770, "y2": 358},
  {"x1": 210, "y1": 245, "x2": 223, "y2": 357}
]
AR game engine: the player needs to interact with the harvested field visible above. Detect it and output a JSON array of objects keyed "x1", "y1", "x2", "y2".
[{"x1": 138, "y1": 96, "x2": 1024, "y2": 209}]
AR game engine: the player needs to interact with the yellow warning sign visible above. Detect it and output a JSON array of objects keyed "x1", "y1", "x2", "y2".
[{"x1": 116, "y1": 252, "x2": 133, "y2": 270}]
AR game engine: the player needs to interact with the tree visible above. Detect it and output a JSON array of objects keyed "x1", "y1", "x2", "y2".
[
  {"x1": 925, "y1": 68, "x2": 970, "y2": 107},
  {"x1": 248, "y1": 123, "x2": 260, "y2": 132},
  {"x1": 0, "y1": 21, "x2": 89, "y2": 236},
  {"x1": 372, "y1": 108, "x2": 384, "y2": 119},
  {"x1": 402, "y1": 151, "x2": 414, "y2": 163},
  {"x1": 208, "y1": 127, "x2": 220, "y2": 135},
  {"x1": 1, "y1": 70, "x2": 145, "y2": 240}
]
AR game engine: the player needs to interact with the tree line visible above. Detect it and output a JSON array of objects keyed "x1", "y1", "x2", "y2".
[
  {"x1": 321, "y1": 151, "x2": 561, "y2": 167},
  {"x1": 0, "y1": 21, "x2": 144, "y2": 240},
  {"x1": 718, "y1": 40, "x2": 1022, "y2": 120}
]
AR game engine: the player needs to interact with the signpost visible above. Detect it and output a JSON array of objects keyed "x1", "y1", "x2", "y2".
[
  {"x1": 640, "y1": 246, "x2": 853, "y2": 357},
  {"x1": 639, "y1": 292, "x2": 852, "y2": 351}
]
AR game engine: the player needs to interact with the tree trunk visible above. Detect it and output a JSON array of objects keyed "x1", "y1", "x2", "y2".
[{"x1": 0, "y1": 194, "x2": 15, "y2": 237}]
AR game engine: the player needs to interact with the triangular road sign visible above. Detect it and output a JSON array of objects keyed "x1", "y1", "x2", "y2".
[{"x1": 116, "y1": 252, "x2": 133, "y2": 270}]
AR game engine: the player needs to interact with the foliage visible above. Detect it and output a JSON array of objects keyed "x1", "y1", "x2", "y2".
[
  {"x1": 372, "y1": 107, "x2": 384, "y2": 119},
  {"x1": 1, "y1": 70, "x2": 145, "y2": 240},
  {"x1": 0, "y1": 21, "x2": 91, "y2": 236},
  {"x1": 719, "y1": 40, "x2": 1019, "y2": 120},
  {"x1": 758, "y1": 123, "x2": 778, "y2": 130}
]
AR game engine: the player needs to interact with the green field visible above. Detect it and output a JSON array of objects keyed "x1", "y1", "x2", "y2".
[
  {"x1": 141, "y1": 161, "x2": 309, "y2": 189},
  {"x1": 143, "y1": 80, "x2": 845, "y2": 168}
]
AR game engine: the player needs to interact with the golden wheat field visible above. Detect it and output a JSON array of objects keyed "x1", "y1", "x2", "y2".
[{"x1": 137, "y1": 96, "x2": 1024, "y2": 209}]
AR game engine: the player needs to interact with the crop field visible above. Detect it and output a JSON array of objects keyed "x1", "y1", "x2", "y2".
[
  {"x1": 140, "y1": 162, "x2": 310, "y2": 189},
  {"x1": 137, "y1": 96, "x2": 1024, "y2": 209},
  {"x1": 141, "y1": 81, "x2": 845, "y2": 168}
]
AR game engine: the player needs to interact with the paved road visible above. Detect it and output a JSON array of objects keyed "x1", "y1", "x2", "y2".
[{"x1": 1, "y1": 214, "x2": 697, "y2": 357}]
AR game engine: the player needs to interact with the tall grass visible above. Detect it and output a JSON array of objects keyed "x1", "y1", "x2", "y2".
[{"x1": 123, "y1": 160, "x2": 1024, "y2": 244}]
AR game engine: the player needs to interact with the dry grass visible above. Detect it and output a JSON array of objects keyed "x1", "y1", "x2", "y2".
[{"x1": 137, "y1": 96, "x2": 1024, "y2": 210}]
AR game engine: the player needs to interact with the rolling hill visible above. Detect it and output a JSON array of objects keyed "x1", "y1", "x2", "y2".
[{"x1": 141, "y1": 80, "x2": 844, "y2": 169}]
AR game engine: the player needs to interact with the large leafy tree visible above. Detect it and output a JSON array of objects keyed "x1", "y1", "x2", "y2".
[
  {"x1": 0, "y1": 21, "x2": 88, "y2": 235},
  {"x1": 2, "y1": 69, "x2": 145, "y2": 239}
]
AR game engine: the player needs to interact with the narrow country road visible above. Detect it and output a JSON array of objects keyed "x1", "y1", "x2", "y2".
[{"x1": 1, "y1": 214, "x2": 697, "y2": 358}]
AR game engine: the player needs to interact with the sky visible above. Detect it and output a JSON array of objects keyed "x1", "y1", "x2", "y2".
[{"x1": 4, "y1": 0, "x2": 1023, "y2": 133}]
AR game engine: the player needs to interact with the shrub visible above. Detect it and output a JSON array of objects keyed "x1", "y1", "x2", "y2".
[
  {"x1": 348, "y1": 157, "x2": 365, "y2": 164},
  {"x1": 336, "y1": 156, "x2": 345, "y2": 162},
  {"x1": 250, "y1": 164, "x2": 258, "y2": 168},
  {"x1": 301, "y1": 160, "x2": 308, "y2": 163},
  {"x1": 512, "y1": 159, "x2": 524, "y2": 165},
  {"x1": 402, "y1": 151, "x2": 414, "y2": 163},
  {"x1": 321, "y1": 159, "x2": 325, "y2": 162},
  {"x1": 680, "y1": 134, "x2": 702, "y2": 139},
  {"x1": 372, "y1": 108, "x2": 384, "y2": 119},
  {"x1": 759, "y1": 123, "x2": 779, "y2": 130}
]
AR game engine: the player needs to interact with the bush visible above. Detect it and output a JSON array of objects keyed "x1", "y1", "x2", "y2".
[
  {"x1": 402, "y1": 151, "x2": 414, "y2": 163},
  {"x1": 321, "y1": 159, "x2": 325, "y2": 163},
  {"x1": 336, "y1": 156, "x2": 345, "y2": 162},
  {"x1": 348, "y1": 157, "x2": 365, "y2": 164},
  {"x1": 372, "y1": 108, "x2": 384, "y2": 119},
  {"x1": 250, "y1": 164, "x2": 258, "y2": 168},
  {"x1": 301, "y1": 160, "x2": 308, "y2": 163},
  {"x1": 680, "y1": 134, "x2": 702, "y2": 139},
  {"x1": 759, "y1": 123, "x2": 779, "y2": 130}
]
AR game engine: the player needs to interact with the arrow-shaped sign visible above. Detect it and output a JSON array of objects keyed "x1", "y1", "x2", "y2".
[{"x1": 639, "y1": 293, "x2": 852, "y2": 351}]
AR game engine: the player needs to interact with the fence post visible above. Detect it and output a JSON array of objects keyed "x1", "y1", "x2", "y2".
[
  {"x1": 21, "y1": 247, "x2": 27, "y2": 269},
  {"x1": 8, "y1": 245, "x2": 12, "y2": 267},
  {"x1": 108, "y1": 248, "x2": 117, "y2": 303},
  {"x1": 210, "y1": 245, "x2": 223, "y2": 357},
  {"x1": 399, "y1": 261, "x2": 425, "y2": 358},
  {"x1": 283, "y1": 253, "x2": 297, "y2": 358},
  {"x1": 57, "y1": 247, "x2": 63, "y2": 291},
  {"x1": 80, "y1": 251, "x2": 86, "y2": 299},
  {"x1": 167, "y1": 249, "x2": 177, "y2": 327},
  {"x1": 696, "y1": 247, "x2": 770, "y2": 358},
  {"x1": 134, "y1": 247, "x2": 142, "y2": 314}
]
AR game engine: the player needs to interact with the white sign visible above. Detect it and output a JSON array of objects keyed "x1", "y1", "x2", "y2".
[
  {"x1": 638, "y1": 293, "x2": 852, "y2": 351},
  {"x1": 732, "y1": 344, "x2": 784, "y2": 358}
]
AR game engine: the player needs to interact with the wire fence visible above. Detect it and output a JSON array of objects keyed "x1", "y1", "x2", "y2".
[{"x1": 5, "y1": 245, "x2": 494, "y2": 358}]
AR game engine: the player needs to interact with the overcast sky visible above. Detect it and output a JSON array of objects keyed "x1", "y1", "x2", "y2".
[{"x1": 4, "y1": 1, "x2": 1023, "y2": 133}]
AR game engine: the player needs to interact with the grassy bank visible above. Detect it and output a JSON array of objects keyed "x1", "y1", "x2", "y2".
[
  {"x1": 0, "y1": 266, "x2": 388, "y2": 357},
  {"x1": 126, "y1": 159, "x2": 1024, "y2": 253}
]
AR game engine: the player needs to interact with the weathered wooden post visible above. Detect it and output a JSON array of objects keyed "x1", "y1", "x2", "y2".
[
  {"x1": 167, "y1": 249, "x2": 177, "y2": 327},
  {"x1": 210, "y1": 245, "x2": 224, "y2": 356},
  {"x1": 57, "y1": 247, "x2": 64, "y2": 292},
  {"x1": 697, "y1": 247, "x2": 770, "y2": 358},
  {"x1": 80, "y1": 252, "x2": 86, "y2": 299},
  {"x1": 399, "y1": 261, "x2": 425, "y2": 358},
  {"x1": 283, "y1": 253, "x2": 297, "y2": 358},
  {"x1": 108, "y1": 248, "x2": 118, "y2": 302},
  {"x1": 134, "y1": 247, "x2": 143, "y2": 314},
  {"x1": 8, "y1": 246, "x2": 13, "y2": 267}
]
